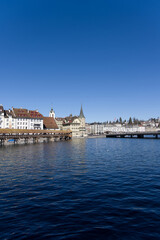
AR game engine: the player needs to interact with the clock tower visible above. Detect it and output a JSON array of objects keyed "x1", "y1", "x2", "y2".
[{"x1": 49, "y1": 107, "x2": 55, "y2": 118}]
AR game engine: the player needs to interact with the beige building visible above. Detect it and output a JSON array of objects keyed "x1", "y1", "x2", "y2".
[
  {"x1": 58, "y1": 106, "x2": 87, "y2": 137},
  {"x1": 55, "y1": 117, "x2": 64, "y2": 130}
]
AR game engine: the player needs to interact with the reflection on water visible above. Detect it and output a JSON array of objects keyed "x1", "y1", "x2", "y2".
[{"x1": 0, "y1": 138, "x2": 160, "y2": 239}]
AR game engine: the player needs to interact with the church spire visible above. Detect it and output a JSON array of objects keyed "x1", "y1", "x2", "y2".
[{"x1": 79, "y1": 105, "x2": 85, "y2": 118}]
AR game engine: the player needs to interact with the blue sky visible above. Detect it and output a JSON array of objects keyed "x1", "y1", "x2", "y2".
[{"x1": 0, "y1": 0, "x2": 160, "y2": 122}]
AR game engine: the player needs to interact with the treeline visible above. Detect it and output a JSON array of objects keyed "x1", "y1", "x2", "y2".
[
  {"x1": 103, "y1": 117, "x2": 142, "y2": 125},
  {"x1": 89, "y1": 117, "x2": 160, "y2": 125}
]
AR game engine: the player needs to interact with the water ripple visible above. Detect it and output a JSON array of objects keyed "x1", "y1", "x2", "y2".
[{"x1": 0, "y1": 139, "x2": 160, "y2": 239}]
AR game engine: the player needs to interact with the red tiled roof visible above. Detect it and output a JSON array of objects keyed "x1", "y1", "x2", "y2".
[
  {"x1": 28, "y1": 110, "x2": 43, "y2": 118},
  {"x1": 56, "y1": 116, "x2": 78, "y2": 125},
  {"x1": 43, "y1": 117, "x2": 58, "y2": 129},
  {"x1": 13, "y1": 108, "x2": 43, "y2": 119},
  {"x1": 55, "y1": 117, "x2": 64, "y2": 121},
  {"x1": 64, "y1": 116, "x2": 77, "y2": 124}
]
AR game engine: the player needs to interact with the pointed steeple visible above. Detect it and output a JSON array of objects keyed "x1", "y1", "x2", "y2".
[{"x1": 79, "y1": 105, "x2": 85, "y2": 118}]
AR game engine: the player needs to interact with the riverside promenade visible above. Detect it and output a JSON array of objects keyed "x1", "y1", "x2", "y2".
[{"x1": 0, "y1": 129, "x2": 72, "y2": 146}]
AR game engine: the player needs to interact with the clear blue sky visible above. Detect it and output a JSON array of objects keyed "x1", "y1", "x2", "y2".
[{"x1": 0, "y1": 0, "x2": 160, "y2": 122}]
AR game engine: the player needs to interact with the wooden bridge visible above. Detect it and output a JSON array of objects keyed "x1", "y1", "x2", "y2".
[
  {"x1": 106, "y1": 131, "x2": 160, "y2": 139},
  {"x1": 0, "y1": 129, "x2": 72, "y2": 145}
]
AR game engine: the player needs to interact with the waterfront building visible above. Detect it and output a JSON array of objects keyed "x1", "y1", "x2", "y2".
[
  {"x1": 63, "y1": 115, "x2": 82, "y2": 137},
  {"x1": 86, "y1": 122, "x2": 146, "y2": 135},
  {"x1": 0, "y1": 105, "x2": 5, "y2": 129},
  {"x1": 0, "y1": 105, "x2": 58, "y2": 130},
  {"x1": 55, "y1": 117, "x2": 64, "y2": 130},
  {"x1": 90, "y1": 123, "x2": 104, "y2": 135},
  {"x1": 79, "y1": 105, "x2": 87, "y2": 137},
  {"x1": 104, "y1": 124, "x2": 145, "y2": 133},
  {"x1": 58, "y1": 106, "x2": 87, "y2": 137},
  {"x1": 12, "y1": 108, "x2": 44, "y2": 129},
  {"x1": 85, "y1": 123, "x2": 92, "y2": 135}
]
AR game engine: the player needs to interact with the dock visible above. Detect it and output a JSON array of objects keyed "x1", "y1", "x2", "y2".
[
  {"x1": 106, "y1": 131, "x2": 160, "y2": 139},
  {"x1": 0, "y1": 129, "x2": 72, "y2": 146}
]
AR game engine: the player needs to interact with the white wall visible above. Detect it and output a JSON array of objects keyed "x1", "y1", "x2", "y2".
[{"x1": 0, "y1": 115, "x2": 43, "y2": 130}]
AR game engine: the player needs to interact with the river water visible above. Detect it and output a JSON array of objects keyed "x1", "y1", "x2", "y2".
[{"x1": 0, "y1": 138, "x2": 160, "y2": 239}]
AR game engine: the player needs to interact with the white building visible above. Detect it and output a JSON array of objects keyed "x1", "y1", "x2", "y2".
[
  {"x1": 86, "y1": 122, "x2": 146, "y2": 135},
  {"x1": 90, "y1": 124, "x2": 104, "y2": 135},
  {"x1": 0, "y1": 105, "x2": 58, "y2": 130},
  {"x1": 104, "y1": 124, "x2": 145, "y2": 133},
  {"x1": 0, "y1": 106, "x2": 18, "y2": 129}
]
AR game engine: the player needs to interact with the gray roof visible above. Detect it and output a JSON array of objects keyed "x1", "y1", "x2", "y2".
[{"x1": 79, "y1": 105, "x2": 85, "y2": 118}]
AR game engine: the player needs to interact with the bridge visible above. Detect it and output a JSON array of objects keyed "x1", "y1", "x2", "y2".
[
  {"x1": 106, "y1": 131, "x2": 160, "y2": 139},
  {"x1": 0, "y1": 129, "x2": 72, "y2": 145}
]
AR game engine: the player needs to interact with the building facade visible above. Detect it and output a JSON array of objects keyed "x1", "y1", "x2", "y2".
[
  {"x1": 0, "y1": 105, "x2": 58, "y2": 130},
  {"x1": 55, "y1": 117, "x2": 64, "y2": 130},
  {"x1": 58, "y1": 106, "x2": 87, "y2": 137},
  {"x1": 86, "y1": 123, "x2": 146, "y2": 135}
]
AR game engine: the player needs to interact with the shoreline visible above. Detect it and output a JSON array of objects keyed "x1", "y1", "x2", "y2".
[{"x1": 87, "y1": 135, "x2": 106, "y2": 139}]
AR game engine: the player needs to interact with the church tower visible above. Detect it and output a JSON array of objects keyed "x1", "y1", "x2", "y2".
[
  {"x1": 49, "y1": 107, "x2": 55, "y2": 118},
  {"x1": 79, "y1": 105, "x2": 85, "y2": 119},
  {"x1": 79, "y1": 105, "x2": 86, "y2": 137}
]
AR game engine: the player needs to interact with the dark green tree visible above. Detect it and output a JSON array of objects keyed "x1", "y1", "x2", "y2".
[
  {"x1": 128, "y1": 117, "x2": 132, "y2": 125},
  {"x1": 119, "y1": 117, "x2": 122, "y2": 124},
  {"x1": 133, "y1": 117, "x2": 138, "y2": 125}
]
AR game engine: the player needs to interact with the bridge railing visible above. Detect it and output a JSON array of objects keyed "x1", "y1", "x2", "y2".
[{"x1": 0, "y1": 129, "x2": 72, "y2": 135}]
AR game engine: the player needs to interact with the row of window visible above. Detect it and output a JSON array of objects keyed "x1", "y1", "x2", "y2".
[
  {"x1": 2, "y1": 118, "x2": 43, "y2": 122},
  {"x1": 17, "y1": 122, "x2": 27, "y2": 125},
  {"x1": 17, "y1": 118, "x2": 42, "y2": 122}
]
